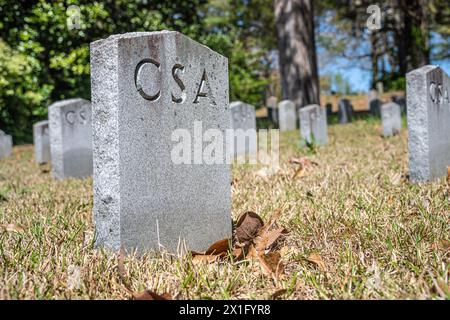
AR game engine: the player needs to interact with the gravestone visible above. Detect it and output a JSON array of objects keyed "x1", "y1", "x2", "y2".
[
  {"x1": 407, "y1": 65, "x2": 450, "y2": 182},
  {"x1": 33, "y1": 120, "x2": 51, "y2": 164},
  {"x1": 90, "y1": 31, "x2": 231, "y2": 253},
  {"x1": 278, "y1": 100, "x2": 296, "y2": 131},
  {"x1": 338, "y1": 98, "x2": 353, "y2": 124},
  {"x1": 266, "y1": 96, "x2": 278, "y2": 125},
  {"x1": 0, "y1": 130, "x2": 13, "y2": 160},
  {"x1": 48, "y1": 98, "x2": 93, "y2": 179},
  {"x1": 299, "y1": 104, "x2": 328, "y2": 146},
  {"x1": 230, "y1": 101, "x2": 257, "y2": 156},
  {"x1": 381, "y1": 102, "x2": 401, "y2": 137},
  {"x1": 368, "y1": 89, "x2": 381, "y2": 117}
]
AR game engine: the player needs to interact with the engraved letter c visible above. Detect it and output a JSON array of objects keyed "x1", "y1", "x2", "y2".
[{"x1": 135, "y1": 59, "x2": 161, "y2": 101}]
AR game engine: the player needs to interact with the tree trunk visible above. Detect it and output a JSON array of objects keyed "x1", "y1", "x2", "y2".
[
  {"x1": 394, "y1": 0, "x2": 430, "y2": 74},
  {"x1": 370, "y1": 31, "x2": 379, "y2": 88},
  {"x1": 275, "y1": 0, "x2": 320, "y2": 109}
]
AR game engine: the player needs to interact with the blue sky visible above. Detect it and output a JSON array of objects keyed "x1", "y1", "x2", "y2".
[{"x1": 318, "y1": 32, "x2": 450, "y2": 93}]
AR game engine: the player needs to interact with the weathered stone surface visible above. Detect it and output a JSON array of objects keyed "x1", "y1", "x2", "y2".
[
  {"x1": 230, "y1": 101, "x2": 257, "y2": 156},
  {"x1": 48, "y1": 98, "x2": 93, "y2": 179},
  {"x1": 90, "y1": 31, "x2": 232, "y2": 253},
  {"x1": 407, "y1": 65, "x2": 450, "y2": 182},
  {"x1": 368, "y1": 89, "x2": 381, "y2": 117},
  {"x1": 0, "y1": 130, "x2": 13, "y2": 160},
  {"x1": 266, "y1": 96, "x2": 278, "y2": 124},
  {"x1": 338, "y1": 98, "x2": 353, "y2": 124},
  {"x1": 33, "y1": 120, "x2": 51, "y2": 164},
  {"x1": 381, "y1": 102, "x2": 402, "y2": 137},
  {"x1": 299, "y1": 104, "x2": 327, "y2": 146},
  {"x1": 278, "y1": 100, "x2": 296, "y2": 131}
]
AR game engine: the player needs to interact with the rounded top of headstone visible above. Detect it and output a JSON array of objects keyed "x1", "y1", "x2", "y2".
[
  {"x1": 48, "y1": 98, "x2": 90, "y2": 110},
  {"x1": 279, "y1": 100, "x2": 295, "y2": 107},
  {"x1": 302, "y1": 104, "x2": 320, "y2": 110},
  {"x1": 382, "y1": 101, "x2": 401, "y2": 109},
  {"x1": 33, "y1": 120, "x2": 49, "y2": 128},
  {"x1": 0, "y1": 129, "x2": 4, "y2": 135},
  {"x1": 230, "y1": 101, "x2": 254, "y2": 110}
]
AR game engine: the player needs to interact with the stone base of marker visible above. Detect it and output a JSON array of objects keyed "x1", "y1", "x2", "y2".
[
  {"x1": 278, "y1": 100, "x2": 296, "y2": 131},
  {"x1": 49, "y1": 98, "x2": 93, "y2": 179},
  {"x1": 230, "y1": 101, "x2": 257, "y2": 157},
  {"x1": 381, "y1": 102, "x2": 401, "y2": 137},
  {"x1": 338, "y1": 99, "x2": 353, "y2": 124},
  {"x1": 33, "y1": 120, "x2": 51, "y2": 164},
  {"x1": 407, "y1": 65, "x2": 450, "y2": 182},
  {"x1": 0, "y1": 130, "x2": 13, "y2": 160},
  {"x1": 299, "y1": 104, "x2": 327, "y2": 146},
  {"x1": 91, "y1": 31, "x2": 231, "y2": 253}
]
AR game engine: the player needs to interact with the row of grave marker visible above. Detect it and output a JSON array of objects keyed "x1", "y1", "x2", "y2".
[{"x1": 0, "y1": 31, "x2": 448, "y2": 253}]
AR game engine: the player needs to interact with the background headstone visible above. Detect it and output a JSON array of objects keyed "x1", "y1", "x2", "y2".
[
  {"x1": 48, "y1": 98, "x2": 93, "y2": 179},
  {"x1": 338, "y1": 98, "x2": 353, "y2": 124},
  {"x1": 33, "y1": 120, "x2": 51, "y2": 164},
  {"x1": 230, "y1": 101, "x2": 257, "y2": 156},
  {"x1": 91, "y1": 31, "x2": 232, "y2": 253},
  {"x1": 368, "y1": 89, "x2": 381, "y2": 117},
  {"x1": 299, "y1": 104, "x2": 328, "y2": 146},
  {"x1": 381, "y1": 102, "x2": 402, "y2": 137},
  {"x1": 278, "y1": 100, "x2": 296, "y2": 131},
  {"x1": 407, "y1": 65, "x2": 450, "y2": 182},
  {"x1": 266, "y1": 96, "x2": 278, "y2": 125},
  {"x1": 0, "y1": 130, "x2": 13, "y2": 160}
]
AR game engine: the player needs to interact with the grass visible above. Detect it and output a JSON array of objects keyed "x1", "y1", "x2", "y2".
[{"x1": 0, "y1": 118, "x2": 449, "y2": 300}]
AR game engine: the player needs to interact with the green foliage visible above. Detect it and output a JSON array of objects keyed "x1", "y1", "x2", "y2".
[
  {"x1": 0, "y1": 40, "x2": 52, "y2": 143},
  {"x1": 1, "y1": 0, "x2": 271, "y2": 143}
]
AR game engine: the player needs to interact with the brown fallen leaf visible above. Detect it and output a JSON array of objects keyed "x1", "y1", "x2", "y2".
[
  {"x1": 254, "y1": 227, "x2": 286, "y2": 252},
  {"x1": 235, "y1": 212, "x2": 264, "y2": 246},
  {"x1": 133, "y1": 290, "x2": 172, "y2": 300},
  {"x1": 292, "y1": 166, "x2": 306, "y2": 179},
  {"x1": 1, "y1": 223, "x2": 25, "y2": 233},
  {"x1": 270, "y1": 289, "x2": 287, "y2": 300},
  {"x1": 289, "y1": 157, "x2": 318, "y2": 166},
  {"x1": 258, "y1": 209, "x2": 283, "y2": 237},
  {"x1": 191, "y1": 238, "x2": 231, "y2": 264},
  {"x1": 257, "y1": 251, "x2": 284, "y2": 278},
  {"x1": 192, "y1": 254, "x2": 222, "y2": 264},
  {"x1": 306, "y1": 252, "x2": 326, "y2": 272},
  {"x1": 204, "y1": 238, "x2": 230, "y2": 256}
]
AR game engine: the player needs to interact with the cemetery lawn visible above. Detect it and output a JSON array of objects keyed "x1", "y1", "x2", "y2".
[{"x1": 0, "y1": 118, "x2": 449, "y2": 300}]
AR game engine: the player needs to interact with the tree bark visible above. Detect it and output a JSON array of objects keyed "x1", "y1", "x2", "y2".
[{"x1": 275, "y1": 0, "x2": 320, "y2": 109}]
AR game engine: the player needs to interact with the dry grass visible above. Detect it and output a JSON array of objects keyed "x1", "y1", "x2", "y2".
[{"x1": 0, "y1": 118, "x2": 449, "y2": 300}]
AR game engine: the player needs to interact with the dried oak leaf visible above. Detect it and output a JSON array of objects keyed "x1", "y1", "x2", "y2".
[
  {"x1": 1, "y1": 223, "x2": 25, "y2": 233},
  {"x1": 292, "y1": 166, "x2": 306, "y2": 179},
  {"x1": 306, "y1": 252, "x2": 326, "y2": 272},
  {"x1": 254, "y1": 227, "x2": 286, "y2": 252},
  {"x1": 235, "y1": 211, "x2": 264, "y2": 246},
  {"x1": 257, "y1": 251, "x2": 284, "y2": 278},
  {"x1": 191, "y1": 238, "x2": 231, "y2": 264},
  {"x1": 133, "y1": 290, "x2": 172, "y2": 300},
  {"x1": 270, "y1": 289, "x2": 287, "y2": 300}
]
